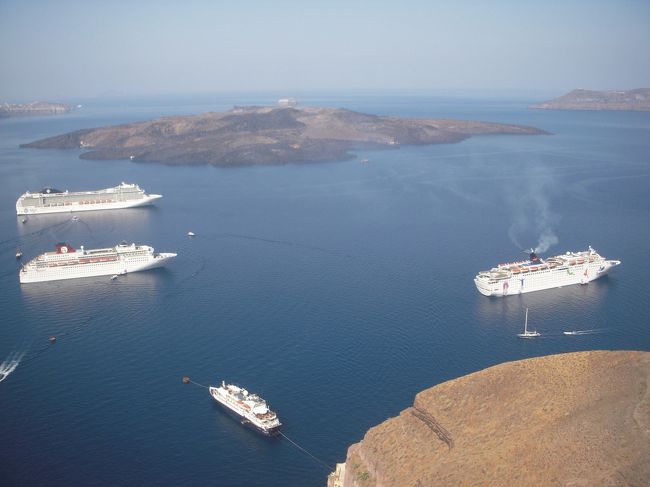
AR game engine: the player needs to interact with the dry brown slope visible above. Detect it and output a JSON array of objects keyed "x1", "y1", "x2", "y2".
[{"x1": 339, "y1": 351, "x2": 650, "y2": 487}]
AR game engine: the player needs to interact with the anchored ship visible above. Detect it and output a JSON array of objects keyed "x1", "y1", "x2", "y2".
[
  {"x1": 474, "y1": 246, "x2": 620, "y2": 297},
  {"x1": 209, "y1": 381, "x2": 281, "y2": 436},
  {"x1": 16, "y1": 182, "x2": 162, "y2": 215},
  {"x1": 19, "y1": 242, "x2": 177, "y2": 283}
]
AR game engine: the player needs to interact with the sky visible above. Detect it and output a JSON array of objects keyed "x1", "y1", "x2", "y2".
[{"x1": 1, "y1": 0, "x2": 649, "y2": 101}]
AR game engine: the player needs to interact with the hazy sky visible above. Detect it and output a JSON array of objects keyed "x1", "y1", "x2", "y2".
[{"x1": 1, "y1": 0, "x2": 649, "y2": 100}]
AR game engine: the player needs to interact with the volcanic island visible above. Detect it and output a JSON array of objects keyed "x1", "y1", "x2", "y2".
[
  {"x1": 21, "y1": 106, "x2": 548, "y2": 166},
  {"x1": 531, "y1": 88, "x2": 650, "y2": 111}
]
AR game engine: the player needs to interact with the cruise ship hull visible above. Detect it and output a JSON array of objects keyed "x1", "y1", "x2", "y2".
[
  {"x1": 16, "y1": 183, "x2": 162, "y2": 215},
  {"x1": 20, "y1": 252, "x2": 176, "y2": 283},
  {"x1": 16, "y1": 194, "x2": 162, "y2": 215},
  {"x1": 474, "y1": 259, "x2": 620, "y2": 297},
  {"x1": 212, "y1": 399, "x2": 281, "y2": 437},
  {"x1": 209, "y1": 386, "x2": 281, "y2": 436}
]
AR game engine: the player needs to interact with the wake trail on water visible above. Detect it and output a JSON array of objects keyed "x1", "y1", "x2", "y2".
[
  {"x1": 0, "y1": 219, "x2": 73, "y2": 249},
  {"x1": 213, "y1": 232, "x2": 356, "y2": 260},
  {"x1": 563, "y1": 328, "x2": 609, "y2": 336},
  {"x1": 11, "y1": 317, "x2": 96, "y2": 370},
  {"x1": 0, "y1": 350, "x2": 26, "y2": 383},
  {"x1": 74, "y1": 218, "x2": 99, "y2": 245}
]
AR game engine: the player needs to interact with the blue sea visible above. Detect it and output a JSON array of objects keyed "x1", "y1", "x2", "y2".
[{"x1": 1, "y1": 93, "x2": 648, "y2": 486}]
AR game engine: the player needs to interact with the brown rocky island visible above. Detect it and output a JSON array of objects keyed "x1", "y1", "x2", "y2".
[
  {"x1": 531, "y1": 88, "x2": 650, "y2": 111},
  {"x1": 21, "y1": 106, "x2": 547, "y2": 166},
  {"x1": 329, "y1": 351, "x2": 650, "y2": 487}
]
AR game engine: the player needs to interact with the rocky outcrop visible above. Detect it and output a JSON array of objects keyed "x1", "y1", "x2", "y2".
[
  {"x1": 531, "y1": 89, "x2": 650, "y2": 111},
  {"x1": 0, "y1": 101, "x2": 73, "y2": 117},
  {"x1": 21, "y1": 106, "x2": 547, "y2": 166},
  {"x1": 333, "y1": 351, "x2": 650, "y2": 487}
]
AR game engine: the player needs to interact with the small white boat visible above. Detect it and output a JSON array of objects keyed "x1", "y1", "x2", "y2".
[
  {"x1": 361, "y1": 158, "x2": 369, "y2": 164},
  {"x1": 517, "y1": 308, "x2": 540, "y2": 338},
  {"x1": 0, "y1": 352, "x2": 23, "y2": 382},
  {"x1": 187, "y1": 231, "x2": 195, "y2": 237},
  {"x1": 563, "y1": 331, "x2": 578, "y2": 335},
  {"x1": 21, "y1": 218, "x2": 27, "y2": 224},
  {"x1": 110, "y1": 274, "x2": 118, "y2": 280},
  {"x1": 72, "y1": 216, "x2": 79, "y2": 221},
  {"x1": 16, "y1": 249, "x2": 23, "y2": 259}
]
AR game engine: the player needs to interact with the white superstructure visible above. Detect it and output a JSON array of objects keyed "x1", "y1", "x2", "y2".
[
  {"x1": 474, "y1": 246, "x2": 620, "y2": 297},
  {"x1": 209, "y1": 381, "x2": 281, "y2": 436},
  {"x1": 16, "y1": 182, "x2": 162, "y2": 215},
  {"x1": 19, "y1": 242, "x2": 177, "y2": 283}
]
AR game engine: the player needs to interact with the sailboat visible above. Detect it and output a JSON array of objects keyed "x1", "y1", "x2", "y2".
[{"x1": 517, "y1": 308, "x2": 540, "y2": 338}]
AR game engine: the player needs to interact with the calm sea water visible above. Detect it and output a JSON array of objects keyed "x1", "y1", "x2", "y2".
[{"x1": 1, "y1": 93, "x2": 648, "y2": 486}]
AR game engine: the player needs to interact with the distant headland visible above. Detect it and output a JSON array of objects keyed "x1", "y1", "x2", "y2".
[
  {"x1": 531, "y1": 88, "x2": 650, "y2": 111},
  {"x1": 21, "y1": 106, "x2": 548, "y2": 167},
  {"x1": 1, "y1": 101, "x2": 73, "y2": 118},
  {"x1": 328, "y1": 350, "x2": 650, "y2": 487}
]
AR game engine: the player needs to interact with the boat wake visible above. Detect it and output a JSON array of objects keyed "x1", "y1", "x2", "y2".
[
  {"x1": 0, "y1": 350, "x2": 25, "y2": 383},
  {"x1": 563, "y1": 328, "x2": 608, "y2": 336}
]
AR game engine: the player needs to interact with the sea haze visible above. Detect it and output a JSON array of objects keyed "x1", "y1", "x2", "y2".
[{"x1": 0, "y1": 94, "x2": 648, "y2": 486}]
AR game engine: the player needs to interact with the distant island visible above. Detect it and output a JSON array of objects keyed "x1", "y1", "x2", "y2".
[
  {"x1": 531, "y1": 88, "x2": 650, "y2": 111},
  {"x1": 1, "y1": 101, "x2": 73, "y2": 118},
  {"x1": 328, "y1": 351, "x2": 650, "y2": 487},
  {"x1": 21, "y1": 106, "x2": 547, "y2": 166}
]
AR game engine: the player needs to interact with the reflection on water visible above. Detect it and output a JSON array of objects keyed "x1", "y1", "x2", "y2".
[
  {"x1": 472, "y1": 275, "x2": 617, "y2": 338},
  {"x1": 16, "y1": 207, "x2": 155, "y2": 238},
  {"x1": 13, "y1": 208, "x2": 157, "y2": 261},
  {"x1": 20, "y1": 269, "x2": 164, "y2": 305}
]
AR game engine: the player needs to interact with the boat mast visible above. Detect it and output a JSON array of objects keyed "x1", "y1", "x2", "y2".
[{"x1": 524, "y1": 308, "x2": 529, "y2": 334}]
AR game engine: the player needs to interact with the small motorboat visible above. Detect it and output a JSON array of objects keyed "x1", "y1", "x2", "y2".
[
  {"x1": 72, "y1": 216, "x2": 79, "y2": 221},
  {"x1": 187, "y1": 231, "x2": 196, "y2": 237},
  {"x1": 16, "y1": 249, "x2": 23, "y2": 259},
  {"x1": 21, "y1": 218, "x2": 27, "y2": 224},
  {"x1": 110, "y1": 274, "x2": 119, "y2": 280}
]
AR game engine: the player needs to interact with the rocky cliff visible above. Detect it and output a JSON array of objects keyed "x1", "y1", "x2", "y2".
[{"x1": 330, "y1": 351, "x2": 650, "y2": 487}]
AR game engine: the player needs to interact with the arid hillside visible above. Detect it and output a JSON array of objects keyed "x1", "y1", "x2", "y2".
[
  {"x1": 330, "y1": 351, "x2": 650, "y2": 487},
  {"x1": 531, "y1": 89, "x2": 650, "y2": 111}
]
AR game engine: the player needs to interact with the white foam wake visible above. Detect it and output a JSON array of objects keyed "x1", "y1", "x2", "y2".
[
  {"x1": 563, "y1": 329, "x2": 607, "y2": 336},
  {"x1": 0, "y1": 351, "x2": 25, "y2": 383}
]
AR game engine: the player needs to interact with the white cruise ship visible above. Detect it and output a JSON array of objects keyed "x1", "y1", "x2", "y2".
[
  {"x1": 474, "y1": 246, "x2": 620, "y2": 297},
  {"x1": 209, "y1": 381, "x2": 281, "y2": 436},
  {"x1": 19, "y1": 242, "x2": 177, "y2": 283},
  {"x1": 16, "y1": 182, "x2": 162, "y2": 215}
]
